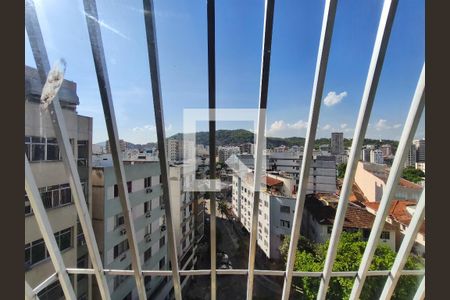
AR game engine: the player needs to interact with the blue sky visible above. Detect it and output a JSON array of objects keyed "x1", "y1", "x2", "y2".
[{"x1": 25, "y1": 0, "x2": 425, "y2": 144}]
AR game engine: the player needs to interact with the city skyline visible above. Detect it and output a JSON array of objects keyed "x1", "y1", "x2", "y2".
[{"x1": 25, "y1": 0, "x2": 424, "y2": 144}]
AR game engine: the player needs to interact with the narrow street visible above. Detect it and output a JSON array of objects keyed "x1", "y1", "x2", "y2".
[{"x1": 185, "y1": 200, "x2": 283, "y2": 300}]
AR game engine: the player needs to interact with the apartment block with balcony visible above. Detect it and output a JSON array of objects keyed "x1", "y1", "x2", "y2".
[
  {"x1": 91, "y1": 160, "x2": 170, "y2": 300},
  {"x1": 25, "y1": 65, "x2": 92, "y2": 300}
]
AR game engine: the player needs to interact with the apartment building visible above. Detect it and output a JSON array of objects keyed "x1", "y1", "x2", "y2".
[
  {"x1": 167, "y1": 139, "x2": 181, "y2": 162},
  {"x1": 360, "y1": 147, "x2": 371, "y2": 162},
  {"x1": 231, "y1": 172, "x2": 297, "y2": 259},
  {"x1": 218, "y1": 146, "x2": 241, "y2": 163},
  {"x1": 370, "y1": 149, "x2": 384, "y2": 165},
  {"x1": 268, "y1": 152, "x2": 337, "y2": 194},
  {"x1": 25, "y1": 65, "x2": 92, "y2": 300},
  {"x1": 405, "y1": 143, "x2": 418, "y2": 167},
  {"x1": 331, "y1": 132, "x2": 344, "y2": 155},
  {"x1": 414, "y1": 139, "x2": 425, "y2": 163},
  {"x1": 354, "y1": 161, "x2": 423, "y2": 202},
  {"x1": 239, "y1": 143, "x2": 254, "y2": 155},
  {"x1": 91, "y1": 160, "x2": 171, "y2": 300},
  {"x1": 168, "y1": 164, "x2": 205, "y2": 289}
]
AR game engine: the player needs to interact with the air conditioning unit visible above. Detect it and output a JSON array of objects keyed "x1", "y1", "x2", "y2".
[
  {"x1": 120, "y1": 228, "x2": 127, "y2": 235},
  {"x1": 145, "y1": 234, "x2": 152, "y2": 243},
  {"x1": 145, "y1": 212, "x2": 151, "y2": 218},
  {"x1": 146, "y1": 188, "x2": 152, "y2": 194}
]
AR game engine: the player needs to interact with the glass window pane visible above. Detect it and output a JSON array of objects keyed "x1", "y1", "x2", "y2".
[
  {"x1": 31, "y1": 239, "x2": 46, "y2": 265},
  {"x1": 31, "y1": 144, "x2": 45, "y2": 161},
  {"x1": 46, "y1": 144, "x2": 60, "y2": 161},
  {"x1": 59, "y1": 228, "x2": 72, "y2": 251}
]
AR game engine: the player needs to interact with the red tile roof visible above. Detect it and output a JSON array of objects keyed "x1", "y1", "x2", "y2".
[
  {"x1": 263, "y1": 176, "x2": 283, "y2": 187},
  {"x1": 364, "y1": 200, "x2": 425, "y2": 235}
]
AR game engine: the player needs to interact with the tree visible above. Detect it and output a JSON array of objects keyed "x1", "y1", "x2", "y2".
[
  {"x1": 218, "y1": 200, "x2": 228, "y2": 219},
  {"x1": 279, "y1": 231, "x2": 424, "y2": 300},
  {"x1": 337, "y1": 163, "x2": 347, "y2": 179},
  {"x1": 402, "y1": 166, "x2": 425, "y2": 184}
]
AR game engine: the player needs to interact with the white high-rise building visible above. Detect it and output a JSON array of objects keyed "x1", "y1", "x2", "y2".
[
  {"x1": 405, "y1": 143, "x2": 417, "y2": 167},
  {"x1": 370, "y1": 149, "x2": 384, "y2": 165},
  {"x1": 167, "y1": 139, "x2": 181, "y2": 162},
  {"x1": 414, "y1": 139, "x2": 425, "y2": 163},
  {"x1": 331, "y1": 132, "x2": 344, "y2": 155},
  {"x1": 218, "y1": 146, "x2": 241, "y2": 163},
  {"x1": 361, "y1": 148, "x2": 371, "y2": 162}
]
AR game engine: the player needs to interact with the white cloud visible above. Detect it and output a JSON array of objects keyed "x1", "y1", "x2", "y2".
[
  {"x1": 374, "y1": 119, "x2": 402, "y2": 131},
  {"x1": 323, "y1": 91, "x2": 347, "y2": 107},
  {"x1": 340, "y1": 123, "x2": 348, "y2": 129},
  {"x1": 322, "y1": 124, "x2": 331, "y2": 130},
  {"x1": 267, "y1": 120, "x2": 308, "y2": 136},
  {"x1": 131, "y1": 124, "x2": 172, "y2": 132}
]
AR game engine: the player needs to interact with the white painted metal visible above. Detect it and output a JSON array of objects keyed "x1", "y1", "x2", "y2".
[
  {"x1": 82, "y1": 0, "x2": 147, "y2": 299},
  {"x1": 25, "y1": 1, "x2": 111, "y2": 299},
  {"x1": 246, "y1": 1, "x2": 275, "y2": 299},
  {"x1": 412, "y1": 276, "x2": 425, "y2": 300},
  {"x1": 380, "y1": 189, "x2": 425, "y2": 299},
  {"x1": 25, "y1": 281, "x2": 38, "y2": 300},
  {"x1": 317, "y1": 1, "x2": 399, "y2": 299},
  {"x1": 32, "y1": 273, "x2": 58, "y2": 294},
  {"x1": 350, "y1": 64, "x2": 425, "y2": 300},
  {"x1": 25, "y1": 157, "x2": 76, "y2": 300},
  {"x1": 281, "y1": 1, "x2": 337, "y2": 298}
]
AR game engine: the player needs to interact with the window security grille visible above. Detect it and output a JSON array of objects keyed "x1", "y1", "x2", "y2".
[{"x1": 24, "y1": 1, "x2": 425, "y2": 300}]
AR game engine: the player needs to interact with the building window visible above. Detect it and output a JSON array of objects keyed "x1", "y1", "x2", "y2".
[
  {"x1": 37, "y1": 280, "x2": 64, "y2": 300},
  {"x1": 264, "y1": 227, "x2": 269, "y2": 234},
  {"x1": 144, "y1": 276, "x2": 152, "y2": 288},
  {"x1": 25, "y1": 227, "x2": 73, "y2": 267},
  {"x1": 144, "y1": 247, "x2": 152, "y2": 262},
  {"x1": 327, "y1": 226, "x2": 333, "y2": 234},
  {"x1": 144, "y1": 176, "x2": 152, "y2": 188},
  {"x1": 264, "y1": 201, "x2": 269, "y2": 207},
  {"x1": 115, "y1": 214, "x2": 125, "y2": 229},
  {"x1": 114, "y1": 264, "x2": 131, "y2": 291},
  {"x1": 77, "y1": 140, "x2": 89, "y2": 167},
  {"x1": 25, "y1": 136, "x2": 62, "y2": 162},
  {"x1": 127, "y1": 181, "x2": 132, "y2": 193},
  {"x1": 25, "y1": 192, "x2": 32, "y2": 215},
  {"x1": 159, "y1": 257, "x2": 166, "y2": 270},
  {"x1": 159, "y1": 236, "x2": 165, "y2": 248},
  {"x1": 77, "y1": 255, "x2": 88, "y2": 282},
  {"x1": 144, "y1": 201, "x2": 151, "y2": 213},
  {"x1": 280, "y1": 205, "x2": 290, "y2": 214},
  {"x1": 280, "y1": 219, "x2": 290, "y2": 228},
  {"x1": 114, "y1": 184, "x2": 119, "y2": 197},
  {"x1": 113, "y1": 240, "x2": 129, "y2": 259},
  {"x1": 182, "y1": 239, "x2": 187, "y2": 250},
  {"x1": 380, "y1": 231, "x2": 390, "y2": 240}
]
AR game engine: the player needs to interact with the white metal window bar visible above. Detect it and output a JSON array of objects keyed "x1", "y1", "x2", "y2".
[
  {"x1": 25, "y1": 0, "x2": 111, "y2": 299},
  {"x1": 25, "y1": 280, "x2": 39, "y2": 300},
  {"x1": 281, "y1": 0, "x2": 337, "y2": 298},
  {"x1": 317, "y1": 0, "x2": 401, "y2": 298},
  {"x1": 23, "y1": 0, "x2": 426, "y2": 299},
  {"x1": 25, "y1": 157, "x2": 76, "y2": 300},
  {"x1": 350, "y1": 65, "x2": 425, "y2": 299},
  {"x1": 246, "y1": 0, "x2": 275, "y2": 299},
  {"x1": 142, "y1": 0, "x2": 182, "y2": 299}
]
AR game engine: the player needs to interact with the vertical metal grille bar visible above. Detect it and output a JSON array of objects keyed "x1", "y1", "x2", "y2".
[
  {"x1": 412, "y1": 276, "x2": 425, "y2": 300},
  {"x1": 317, "y1": 1, "x2": 398, "y2": 298},
  {"x1": 206, "y1": 0, "x2": 217, "y2": 299},
  {"x1": 25, "y1": 1, "x2": 111, "y2": 299},
  {"x1": 246, "y1": 1, "x2": 275, "y2": 299},
  {"x1": 25, "y1": 281, "x2": 39, "y2": 300},
  {"x1": 379, "y1": 189, "x2": 425, "y2": 299},
  {"x1": 142, "y1": 0, "x2": 183, "y2": 299},
  {"x1": 280, "y1": 0, "x2": 337, "y2": 298},
  {"x1": 350, "y1": 64, "x2": 425, "y2": 300},
  {"x1": 25, "y1": 157, "x2": 76, "y2": 300},
  {"x1": 82, "y1": 0, "x2": 147, "y2": 298}
]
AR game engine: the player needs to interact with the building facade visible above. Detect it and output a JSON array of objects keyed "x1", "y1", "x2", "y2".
[
  {"x1": 91, "y1": 161, "x2": 171, "y2": 300},
  {"x1": 25, "y1": 65, "x2": 92, "y2": 300},
  {"x1": 370, "y1": 149, "x2": 384, "y2": 165},
  {"x1": 218, "y1": 146, "x2": 241, "y2": 164},
  {"x1": 331, "y1": 132, "x2": 344, "y2": 155}
]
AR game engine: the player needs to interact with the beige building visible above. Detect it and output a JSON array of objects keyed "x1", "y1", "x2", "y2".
[
  {"x1": 25, "y1": 65, "x2": 92, "y2": 299},
  {"x1": 354, "y1": 161, "x2": 423, "y2": 202}
]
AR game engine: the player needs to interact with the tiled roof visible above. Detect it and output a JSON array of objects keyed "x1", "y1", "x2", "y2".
[
  {"x1": 305, "y1": 196, "x2": 395, "y2": 231},
  {"x1": 262, "y1": 176, "x2": 283, "y2": 187},
  {"x1": 364, "y1": 200, "x2": 425, "y2": 235}
]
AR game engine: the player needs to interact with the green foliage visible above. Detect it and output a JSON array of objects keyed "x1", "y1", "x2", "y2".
[
  {"x1": 337, "y1": 163, "x2": 347, "y2": 179},
  {"x1": 402, "y1": 166, "x2": 425, "y2": 184},
  {"x1": 279, "y1": 231, "x2": 424, "y2": 300},
  {"x1": 217, "y1": 200, "x2": 228, "y2": 218}
]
